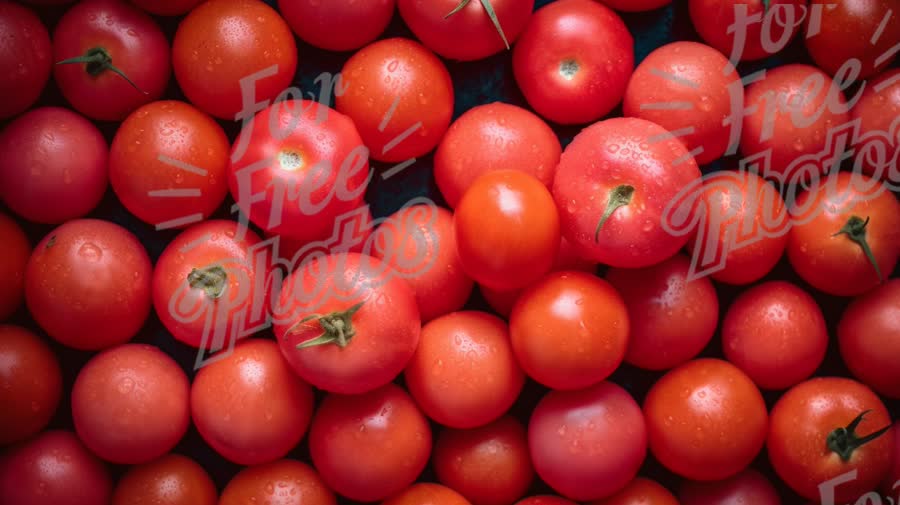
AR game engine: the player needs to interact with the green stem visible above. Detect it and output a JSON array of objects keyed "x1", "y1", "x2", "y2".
[
  {"x1": 833, "y1": 215, "x2": 883, "y2": 283},
  {"x1": 762, "y1": 0, "x2": 770, "y2": 14},
  {"x1": 826, "y1": 410, "x2": 892, "y2": 462},
  {"x1": 56, "y1": 47, "x2": 149, "y2": 95},
  {"x1": 290, "y1": 302, "x2": 365, "y2": 349},
  {"x1": 445, "y1": 0, "x2": 510, "y2": 50},
  {"x1": 187, "y1": 265, "x2": 228, "y2": 299},
  {"x1": 595, "y1": 185, "x2": 635, "y2": 242}
]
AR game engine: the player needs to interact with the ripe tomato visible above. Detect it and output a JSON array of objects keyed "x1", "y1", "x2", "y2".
[
  {"x1": 455, "y1": 170, "x2": 560, "y2": 291},
  {"x1": 336, "y1": 37, "x2": 454, "y2": 163},
  {"x1": 0, "y1": 325, "x2": 61, "y2": 445},
  {"x1": 643, "y1": 358, "x2": 768, "y2": 481},
  {"x1": 882, "y1": 422, "x2": 900, "y2": 498},
  {"x1": 433, "y1": 416, "x2": 534, "y2": 505},
  {"x1": 512, "y1": 0, "x2": 634, "y2": 125},
  {"x1": 279, "y1": 0, "x2": 395, "y2": 52},
  {"x1": 768, "y1": 377, "x2": 895, "y2": 503},
  {"x1": 266, "y1": 205, "x2": 376, "y2": 264},
  {"x1": 529, "y1": 381, "x2": 647, "y2": 501},
  {"x1": 112, "y1": 454, "x2": 217, "y2": 505},
  {"x1": 838, "y1": 279, "x2": 900, "y2": 399},
  {"x1": 552, "y1": 117, "x2": 702, "y2": 267},
  {"x1": 688, "y1": 0, "x2": 807, "y2": 61},
  {"x1": 309, "y1": 384, "x2": 432, "y2": 502},
  {"x1": 384, "y1": 484, "x2": 473, "y2": 505},
  {"x1": 0, "y1": 213, "x2": 30, "y2": 320},
  {"x1": 191, "y1": 338, "x2": 315, "y2": 465},
  {"x1": 588, "y1": 478, "x2": 678, "y2": 505},
  {"x1": 53, "y1": 0, "x2": 169, "y2": 121},
  {"x1": 599, "y1": 0, "x2": 671, "y2": 11},
  {"x1": 219, "y1": 459, "x2": 336, "y2": 505},
  {"x1": 25, "y1": 219, "x2": 152, "y2": 350},
  {"x1": 851, "y1": 69, "x2": 900, "y2": 178},
  {"x1": 273, "y1": 252, "x2": 420, "y2": 394},
  {"x1": 405, "y1": 311, "x2": 525, "y2": 428},
  {"x1": 172, "y1": 0, "x2": 297, "y2": 120},
  {"x1": 0, "y1": 431, "x2": 112, "y2": 505},
  {"x1": 787, "y1": 172, "x2": 900, "y2": 296},
  {"x1": 515, "y1": 497, "x2": 578, "y2": 505},
  {"x1": 110, "y1": 100, "x2": 230, "y2": 229},
  {"x1": 806, "y1": 0, "x2": 900, "y2": 79},
  {"x1": 0, "y1": 107, "x2": 108, "y2": 224},
  {"x1": 128, "y1": 0, "x2": 204, "y2": 16},
  {"x1": 434, "y1": 102, "x2": 561, "y2": 208},
  {"x1": 0, "y1": 2, "x2": 51, "y2": 120},
  {"x1": 606, "y1": 254, "x2": 718, "y2": 371},
  {"x1": 398, "y1": 0, "x2": 533, "y2": 61},
  {"x1": 678, "y1": 469, "x2": 781, "y2": 505}
]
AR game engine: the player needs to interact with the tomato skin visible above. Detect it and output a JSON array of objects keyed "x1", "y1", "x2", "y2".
[
  {"x1": 0, "y1": 107, "x2": 108, "y2": 224},
  {"x1": 190, "y1": 338, "x2": 315, "y2": 466},
  {"x1": 309, "y1": 384, "x2": 432, "y2": 502},
  {"x1": 0, "y1": 325, "x2": 62, "y2": 445},
  {"x1": 851, "y1": 69, "x2": 900, "y2": 178},
  {"x1": 0, "y1": 213, "x2": 30, "y2": 320},
  {"x1": 515, "y1": 497, "x2": 578, "y2": 505},
  {"x1": 279, "y1": 0, "x2": 395, "y2": 52},
  {"x1": 838, "y1": 279, "x2": 900, "y2": 399},
  {"x1": 882, "y1": 422, "x2": 900, "y2": 498},
  {"x1": 643, "y1": 358, "x2": 768, "y2": 481},
  {"x1": 599, "y1": 0, "x2": 671, "y2": 11},
  {"x1": 112, "y1": 454, "x2": 217, "y2": 505},
  {"x1": 529, "y1": 381, "x2": 647, "y2": 501},
  {"x1": 128, "y1": 0, "x2": 204, "y2": 16},
  {"x1": 512, "y1": 0, "x2": 634, "y2": 125},
  {"x1": 688, "y1": 0, "x2": 807, "y2": 61},
  {"x1": 588, "y1": 477, "x2": 678, "y2": 505},
  {"x1": 266, "y1": 205, "x2": 376, "y2": 265},
  {"x1": 678, "y1": 469, "x2": 781, "y2": 505},
  {"x1": 383, "y1": 483, "x2": 473, "y2": 505},
  {"x1": 0, "y1": 2, "x2": 51, "y2": 120},
  {"x1": 219, "y1": 459, "x2": 336, "y2": 505}
]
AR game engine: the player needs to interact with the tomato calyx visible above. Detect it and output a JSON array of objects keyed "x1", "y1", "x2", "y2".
[
  {"x1": 56, "y1": 47, "x2": 149, "y2": 95},
  {"x1": 290, "y1": 301, "x2": 365, "y2": 349},
  {"x1": 595, "y1": 184, "x2": 635, "y2": 242},
  {"x1": 45, "y1": 236, "x2": 57, "y2": 249},
  {"x1": 444, "y1": 0, "x2": 510, "y2": 50},
  {"x1": 762, "y1": 0, "x2": 771, "y2": 13},
  {"x1": 833, "y1": 215, "x2": 883, "y2": 283},
  {"x1": 187, "y1": 265, "x2": 228, "y2": 299},
  {"x1": 826, "y1": 410, "x2": 892, "y2": 462}
]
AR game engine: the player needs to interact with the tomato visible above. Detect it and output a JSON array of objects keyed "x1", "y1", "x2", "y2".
[
  {"x1": 384, "y1": 483, "x2": 473, "y2": 505},
  {"x1": 279, "y1": 0, "x2": 395, "y2": 52},
  {"x1": 552, "y1": 117, "x2": 702, "y2": 267},
  {"x1": 219, "y1": 459, "x2": 336, "y2": 505},
  {"x1": 529, "y1": 381, "x2": 647, "y2": 501},
  {"x1": 787, "y1": 172, "x2": 900, "y2": 297},
  {"x1": 267, "y1": 205, "x2": 376, "y2": 263},
  {"x1": 0, "y1": 213, "x2": 30, "y2": 320},
  {"x1": 882, "y1": 422, "x2": 900, "y2": 498},
  {"x1": 0, "y1": 430, "x2": 112, "y2": 505},
  {"x1": 588, "y1": 478, "x2": 678, "y2": 505},
  {"x1": 128, "y1": 0, "x2": 204, "y2": 16},
  {"x1": 110, "y1": 100, "x2": 230, "y2": 229},
  {"x1": 398, "y1": 0, "x2": 533, "y2": 61},
  {"x1": 768, "y1": 377, "x2": 895, "y2": 503},
  {"x1": 851, "y1": 69, "x2": 900, "y2": 178},
  {"x1": 515, "y1": 497, "x2": 578, "y2": 505},
  {"x1": 433, "y1": 416, "x2": 534, "y2": 505},
  {"x1": 688, "y1": 0, "x2": 807, "y2": 61},
  {"x1": 52, "y1": 0, "x2": 169, "y2": 121},
  {"x1": 455, "y1": 170, "x2": 560, "y2": 291},
  {"x1": 112, "y1": 454, "x2": 217, "y2": 505},
  {"x1": 227, "y1": 99, "x2": 370, "y2": 243},
  {"x1": 336, "y1": 37, "x2": 454, "y2": 163},
  {"x1": 273, "y1": 252, "x2": 420, "y2": 394},
  {"x1": 838, "y1": 279, "x2": 900, "y2": 399},
  {"x1": 191, "y1": 338, "x2": 315, "y2": 465},
  {"x1": 0, "y1": 2, "x2": 51, "y2": 120},
  {"x1": 434, "y1": 102, "x2": 561, "y2": 209},
  {"x1": 643, "y1": 358, "x2": 768, "y2": 481},
  {"x1": 25, "y1": 219, "x2": 152, "y2": 350},
  {"x1": 309, "y1": 383, "x2": 432, "y2": 502},
  {"x1": 606, "y1": 254, "x2": 718, "y2": 371},
  {"x1": 172, "y1": 0, "x2": 297, "y2": 120},
  {"x1": 623, "y1": 41, "x2": 742, "y2": 165},
  {"x1": 370, "y1": 204, "x2": 474, "y2": 322},
  {"x1": 0, "y1": 325, "x2": 61, "y2": 445},
  {"x1": 678, "y1": 469, "x2": 781, "y2": 505},
  {"x1": 0, "y1": 107, "x2": 108, "y2": 224},
  {"x1": 512, "y1": 0, "x2": 634, "y2": 125},
  {"x1": 599, "y1": 0, "x2": 671, "y2": 11}
]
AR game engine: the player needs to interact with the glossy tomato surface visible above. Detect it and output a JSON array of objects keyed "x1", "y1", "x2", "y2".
[
  {"x1": 0, "y1": 2, "x2": 51, "y2": 120},
  {"x1": 112, "y1": 454, "x2": 217, "y2": 505},
  {"x1": 219, "y1": 459, "x2": 336, "y2": 505},
  {"x1": 0, "y1": 213, "x2": 30, "y2": 320},
  {"x1": 0, "y1": 325, "x2": 62, "y2": 445}
]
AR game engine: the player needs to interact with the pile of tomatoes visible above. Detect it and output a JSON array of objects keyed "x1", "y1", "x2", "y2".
[{"x1": 1, "y1": 0, "x2": 899, "y2": 504}]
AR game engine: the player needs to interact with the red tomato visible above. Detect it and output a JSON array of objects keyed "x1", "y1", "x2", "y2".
[
  {"x1": 190, "y1": 338, "x2": 315, "y2": 465},
  {"x1": 404, "y1": 311, "x2": 525, "y2": 428},
  {"x1": 0, "y1": 430, "x2": 112, "y2": 505},
  {"x1": 0, "y1": 107, "x2": 108, "y2": 224},
  {"x1": 0, "y1": 325, "x2": 61, "y2": 445},
  {"x1": 112, "y1": 454, "x2": 217, "y2": 505},
  {"x1": 851, "y1": 69, "x2": 900, "y2": 178},
  {"x1": 606, "y1": 254, "x2": 718, "y2": 371},
  {"x1": 110, "y1": 100, "x2": 230, "y2": 229},
  {"x1": 172, "y1": 0, "x2": 297, "y2": 120},
  {"x1": 128, "y1": 0, "x2": 204, "y2": 16},
  {"x1": 25, "y1": 219, "x2": 152, "y2": 350},
  {"x1": 515, "y1": 497, "x2": 578, "y2": 505},
  {"x1": 434, "y1": 102, "x2": 561, "y2": 208},
  {"x1": 0, "y1": 2, "x2": 51, "y2": 120},
  {"x1": 806, "y1": 0, "x2": 900, "y2": 79},
  {"x1": 643, "y1": 358, "x2": 768, "y2": 481},
  {"x1": 398, "y1": 0, "x2": 533, "y2": 61},
  {"x1": 455, "y1": 170, "x2": 560, "y2": 291},
  {"x1": 678, "y1": 469, "x2": 781, "y2": 505},
  {"x1": 266, "y1": 205, "x2": 376, "y2": 263},
  {"x1": 383, "y1": 483, "x2": 473, "y2": 505},
  {"x1": 279, "y1": 0, "x2": 395, "y2": 52},
  {"x1": 688, "y1": 0, "x2": 807, "y2": 61},
  {"x1": 0, "y1": 213, "x2": 30, "y2": 320},
  {"x1": 599, "y1": 0, "x2": 671, "y2": 11},
  {"x1": 529, "y1": 381, "x2": 647, "y2": 501},
  {"x1": 552, "y1": 117, "x2": 702, "y2": 267},
  {"x1": 219, "y1": 459, "x2": 336, "y2": 505},
  {"x1": 882, "y1": 422, "x2": 900, "y2": 498},
  {"x1": 787, "y1": 172, "x2": 900, "y2": 296},
  {"x1": 309, "y1": 384, "x2": 432, "y2": 502},
  {"x1": 588, "y1": 478, "x2": 678, "y2": 505},
  {"x1": 273, "y1": 252, "x2": 420, "y2": 394},
  {"x1": 768, "y1": 377, "x2": 895, "y2": 503},
  {"x1": 336, "y1": 37, "x2": 454, "y2": 163},
  {"x1": 52, "y1": 0, "x2": 169, "y2": 121},
  {"x1": 838, "y1": 279, "x2": 900, "y2": 399},
  {"x1": 512, "y1": 0, "x2": 634, "y2": 125}
]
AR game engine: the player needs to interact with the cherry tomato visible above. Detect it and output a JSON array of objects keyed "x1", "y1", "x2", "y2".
[
  {"x1": 191, "y1": 338, "x2": 315, "y2": 465},
  {"x1": 678, "y1": 469, "x2": 781, "y2": 505},
  {"x1": 515, "y1": 497, "x2": 578, "y2": 505},
  {"x1": 768, "y1": 377, "x2": 895, "y2": 503},
  {"x1": 279, "y1": 0, "x2": 395, "y2": 52},
  {"x1": 336, "y1": 37, "x2": 454, "y2": 163},
  {"x1": 838, "y1": 279, "x2": 900, "y2": 399},
  {"x1": 882, "y1": 422, "x2": 900, "y2": 498},
  {"x1": 309, "y1": 384, "x2": 432, "y2": 502},
  {"x1": 851, "y1": 69, "x2": 900, "y2": 178},
  {"x1": 0, "y1": 107, "x2": 108, "y2": 224},
  {"x1": 0, "y1": 325, "x2": 61, "y2": 445},
  {"x1": 219, "y1": 459, "x2": 336, "y2": 505},
  {"x1": 0, "y1": 2, "x2": 51, "y2": 120},
  {"x1": 553, "y1": 117, "x2": 702, "y2": 267},
  {"x1": 512, "y1": 0, "x2": 634, "y2": 125},
  {"x1": 112, "y1": 454, "x2": 217, "y2": 505},
  {"x1": 588, "y1": 477, "x2": 678, "y2": 505},
  {"x1": 644, "y1": 358, "x2": 768, "y2": 481},
  {"x1": 688, "y1": 0, "x2": 807, "y2": 61},
  {"x1": 599, "y1": 0, "x2": 671, "y2": 11},
  {"x1": 383, "y1": 483, "x2": 473, "y2": 505},
  {"x1": 128, "y1": 0, "x2": 204, "y2": 16},
  {"x1": 0, "y1": 213, "x2": 30, "y2": 320},
  {"x1": 25, "y1": 219, "x2": 152, "y2": 350}
]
